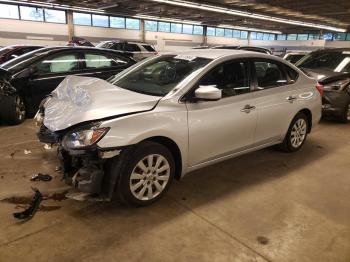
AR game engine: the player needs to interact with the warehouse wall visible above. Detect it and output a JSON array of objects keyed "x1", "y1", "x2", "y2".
[
  {"x1": 0, "y1": 18, "x2": 68, "y2": 46},
  {"x1": 0, "y1": 18, "x2": 349, "y2": 51}
]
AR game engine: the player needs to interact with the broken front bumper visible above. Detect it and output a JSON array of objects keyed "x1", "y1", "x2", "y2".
[{"x1": 37, "y1": 123, "x2": 122, "y2": 199}]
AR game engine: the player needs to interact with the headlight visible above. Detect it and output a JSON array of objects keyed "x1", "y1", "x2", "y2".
[
  {"x1": 323, "y1": 79, "x2": 350, "y2": 91},
  {"x1": 62, "y1": 125, "x2": 109, "y2": 149}
]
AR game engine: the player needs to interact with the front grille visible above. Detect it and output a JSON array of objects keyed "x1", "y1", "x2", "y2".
[{"x1": 37, "y1": 125, "x2": 60, "y2": 144}]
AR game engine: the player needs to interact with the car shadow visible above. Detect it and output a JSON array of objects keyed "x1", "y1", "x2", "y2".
[{"x1": 61, "y1": 135, "x2": 342, "y2": 256}]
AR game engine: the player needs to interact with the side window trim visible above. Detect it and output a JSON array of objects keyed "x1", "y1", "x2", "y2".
[
  {"x1": 183, "y1": 58, "x2": 252, "y2": 102},
  {"x1": 251, "y1": 58, "x2": 290, "y2": 91}
]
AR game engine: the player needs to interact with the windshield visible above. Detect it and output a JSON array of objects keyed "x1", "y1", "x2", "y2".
[
  {"x1": 109, "y1": 55, "x2": 212, "y2": 96},
  {"x1": 296, "y1": 50, "x2": 350, "y2": 71},
  {"x1": 1, "y1": 48, "x2": 47, "y2": 73}
]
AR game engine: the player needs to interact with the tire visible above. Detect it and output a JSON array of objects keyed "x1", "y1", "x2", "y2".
[
  {"x1": 338, "y1": 102, "x2": 350, "y2": 123},
  {"x1": 0, "y1": 95, "x2": 26, "y2": 125},
  {"x1": 107, "y1": 141, "x2": 175, "y2": 207},
  {"x1": 279, "y1": 112, "x2": 309, "y2": 152}
]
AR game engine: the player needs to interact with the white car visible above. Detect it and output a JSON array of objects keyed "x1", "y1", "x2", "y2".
[
  {"x1": 96, "y1": 40, "x2": 157, "y2": 61},
  {"x1": 37, "y1": 49, "x2": 322, "y2": 206}
]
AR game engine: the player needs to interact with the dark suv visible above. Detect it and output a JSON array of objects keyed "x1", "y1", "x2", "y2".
[{"x1": 295, "y1": 48, "x2": 350, "y2": 122}]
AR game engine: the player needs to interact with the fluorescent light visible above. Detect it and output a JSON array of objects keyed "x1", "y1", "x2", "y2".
[
  {"x1": 218, "y1": 24, "x2": 281, "y2": 34},
  {"x1": 1, "y1": 0, "x2": 107, "y2": 13},
  {"x1": 134, "y1": 15, "x2": 202, "y2": 25},
  {"x1": 151, "y1": 0, "x2": 347, "y2": 32}
]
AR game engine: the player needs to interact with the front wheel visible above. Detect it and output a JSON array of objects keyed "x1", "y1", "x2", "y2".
[
  {"x1": 0, "y1": 95, "x2": 26, "y2": 125},
  {"x1": 109, "y1": 141, "x2": 175, "y2": 207},
  {"x1": 280, "y1": 113, "x2": 309, "y2": 152}
]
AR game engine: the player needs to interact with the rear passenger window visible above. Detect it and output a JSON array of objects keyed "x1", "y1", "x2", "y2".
[
  {"x1": 84, "y1": 53, "x2": 128, "y2": 69},
  {"x1": 125, "y1": 44, "x2": 141, "y2": 52},
  {"x1": 254, "y1": 61, "x2": 287, "y2": 89},
  {"x1": 142, "y1": 45, "x2": 155, "y2": 52},
  {"x1": 284, "y1": 65, "x2": 299, "y2": 82},
  {"x1": 198, "y1": 61, "x2": 250, "y2": 98}
]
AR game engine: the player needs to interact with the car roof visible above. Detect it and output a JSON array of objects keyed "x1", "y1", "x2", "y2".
[
  {"x1": 163, "y1": 49, "x2": 273, "y2": 59},
  {"x1": 99, "y1": 40, "x2": 151, "y2": 45},
  {"x1": 312, "y1": 48, "x2": 350, "y2": 53}
]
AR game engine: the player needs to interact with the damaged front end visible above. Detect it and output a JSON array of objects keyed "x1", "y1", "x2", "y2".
[{"x1": 37, "y1": 121, "x2": 122, "y2": 201}]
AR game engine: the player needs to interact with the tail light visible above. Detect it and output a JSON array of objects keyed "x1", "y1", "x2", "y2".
[{"x1": 316, "y1": 82, "x2": 324, "y2": 97}]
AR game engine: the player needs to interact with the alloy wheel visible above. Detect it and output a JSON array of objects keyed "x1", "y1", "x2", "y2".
[
  {"x1": 290, "y1": 118, "x2": 307, "y2": 148},
  {"x1": 15, "y1": 96, "x2": 26, "y2": 121},
  {"x1": 129, "y1": 154, "x2": 170, "y2": 201}
]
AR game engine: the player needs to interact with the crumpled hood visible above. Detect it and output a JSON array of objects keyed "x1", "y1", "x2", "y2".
[{"x1": 44, "y1": 75, "x2": 161, "y2": 131}]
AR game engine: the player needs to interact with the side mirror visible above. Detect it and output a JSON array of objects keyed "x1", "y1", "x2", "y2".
[{"x1": 195, "y1": 85, "x2": 222, "y2": 101}]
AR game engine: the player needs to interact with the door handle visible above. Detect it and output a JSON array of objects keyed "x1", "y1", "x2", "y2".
[
  {"x1": 240, "y1": 104, "x2": 256, "y2": 113},
  {"x1": 286, "y1": 96, "x2": 297, "y2": 103}
]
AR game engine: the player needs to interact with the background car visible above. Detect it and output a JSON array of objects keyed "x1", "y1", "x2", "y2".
[
  {"x1": 37, "y1": 49, "x2": 321, "y2": 206},
  {"x1": 283, "y1": 52, "x2": 308, "y2": 64},
  {"x1": 295, "y1": 48, "x2": 350, "y2": 122},
  {"x1": 0, "y1": 45, "x2": 43, "y2": 64},
  {"x1": 211, "y1": 45, "x2": 273, "y2": 54},
  {"x1": 96, "y1": 40, "x2": 157, "y2": 61},
  {"x1": 0, "y1": 46, "x2": 136, "y2": 124},
  {"x1": 67, "y1": 37, "x2": 94, "y2": 47}
]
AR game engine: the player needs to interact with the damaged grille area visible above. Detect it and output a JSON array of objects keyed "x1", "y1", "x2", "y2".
[{"x1": 37, "y1": 125, "x2": 60, "y2": 144}]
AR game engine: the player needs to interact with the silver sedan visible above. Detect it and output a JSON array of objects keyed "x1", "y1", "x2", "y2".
[{"x1": 37, "y1": 49, "x2": 322, "y2": 206}]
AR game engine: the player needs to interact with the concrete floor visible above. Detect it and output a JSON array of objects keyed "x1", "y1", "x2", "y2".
[{"x1": 0, "y1": 120, "x2": 349, "y2": 262}]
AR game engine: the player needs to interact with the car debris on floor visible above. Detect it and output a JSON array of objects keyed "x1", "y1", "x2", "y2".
[
  {"x1": 13, "y1": 187, "x2": 42, "y2": 221},
  {"x1": 30, "y1": 173, "x2": 53, "y2": 182}
]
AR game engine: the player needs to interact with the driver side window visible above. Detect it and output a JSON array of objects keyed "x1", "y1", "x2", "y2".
[{"x1": 198, "y1": 60, "x2": 250, "y2": 98}]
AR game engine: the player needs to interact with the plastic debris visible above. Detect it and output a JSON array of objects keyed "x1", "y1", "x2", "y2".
[
  {"x1": 43, "y1": 144, "x2": 52, "y2": 150},
  {"x1": 24, "y1": 150, "x2": 32, "y2": 155},
  {"x1": 13, "y1": 187, "x2": 43, "y2": 221},
  {"x1": 30, "y1": 173, "x2": 53, "y2": 182}
]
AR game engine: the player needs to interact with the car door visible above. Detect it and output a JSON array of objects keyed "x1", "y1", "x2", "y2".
[
  {"x1": 78, "y1": 50, "x2": 132, "y2": 79},
  {"x1": 186, "y1": 59, "x2": 258, "y2": 167},
  {"x1": 251, "y1": 58, "x2": 298, "y2": 146},
  {"x1": 27, "y1": 50, "x2": 81, "y2": 109}
]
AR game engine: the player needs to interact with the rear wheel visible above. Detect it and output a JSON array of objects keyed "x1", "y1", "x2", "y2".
[
  {"x1": 280, "y1": 113, "x2": 308, "y2": 152},
  {"x1": 109, "y1": 141, "x2": 175, "y2": 207},
  {"x1": 0, "y1": 95, "x2": 26, "y2": 125}
]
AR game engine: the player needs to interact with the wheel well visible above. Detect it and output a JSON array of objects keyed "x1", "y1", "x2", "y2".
[
  {"x1": 299, "y1": 109, "x2": 312, "y2": 133},
  {"x1": 143, "y1": 136, "x2": 182, "y2": 180}
]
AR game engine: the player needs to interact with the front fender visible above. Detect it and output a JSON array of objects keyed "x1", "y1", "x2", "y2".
[{"x1": 97, "y1": 102, "x2": 189, "y2": 175}]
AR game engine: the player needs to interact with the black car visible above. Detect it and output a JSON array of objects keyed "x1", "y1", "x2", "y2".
[
  {"x1": 0, "y1": 46, "x2": 136, "y2": 124},
  {"x1": 0, "y1": 45, "x2": 43, "y2": 64},
  {"x1": 295, "y1": 48, "x2": 350, "y2": 122}
]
